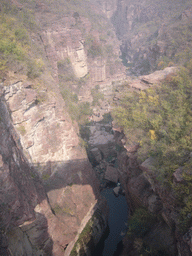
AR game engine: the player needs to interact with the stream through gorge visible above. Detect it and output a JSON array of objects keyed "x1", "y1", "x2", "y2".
[
  {"x1": 82, "y1": 118, "x2": 129, "y2": 255},
  {"x1": 94, "y1": 187, "x2": 128, "y2": 256}
]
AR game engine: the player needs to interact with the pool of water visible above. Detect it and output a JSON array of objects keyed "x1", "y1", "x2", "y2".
[{"x1": 93, "y1": 188, "x2": 128, "y2": 256}]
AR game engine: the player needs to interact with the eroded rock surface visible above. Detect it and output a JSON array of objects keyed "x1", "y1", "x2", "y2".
[{"x1": 0, "y1": 79, "x2": 107, "y2": 255}]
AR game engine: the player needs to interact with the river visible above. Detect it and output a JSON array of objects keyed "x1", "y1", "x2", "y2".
[{"x1": 93, "y1": 187, "x2": 128, "y2": 256}]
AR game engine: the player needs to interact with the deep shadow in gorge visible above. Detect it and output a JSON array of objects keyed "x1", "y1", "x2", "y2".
[
  {"x1": 82, "y1": 119, "x2": 129, "y2": 256},
  {"x1": 0, "y1": 91, "x2": 109, "y2": 255},
  {"x1": 95, "y1": 188, "x2": 128, "y2": 256}
]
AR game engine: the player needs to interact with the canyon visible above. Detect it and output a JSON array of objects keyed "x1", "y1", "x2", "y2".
[{"x1": 1, "y1": 0, "x2": 192, "y2": 255}]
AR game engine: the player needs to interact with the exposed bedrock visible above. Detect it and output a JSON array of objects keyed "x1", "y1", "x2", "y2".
[{"x1": 0, "y1": 80, "x2": 108, "y2": 255}]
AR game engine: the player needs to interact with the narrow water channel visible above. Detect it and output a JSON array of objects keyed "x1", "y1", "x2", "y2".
[
  {"x1": 84, "y1": 120, "x2": 129, "y2": 255},
  {"x1": 93, "y1": 187, "x2": 128, "y2": 256}
]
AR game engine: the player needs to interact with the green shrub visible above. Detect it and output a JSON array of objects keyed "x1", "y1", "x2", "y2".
[
  {"x1": 70, "y1": 219, "x2": 93, "y2": 256},
  {"x1": 0, "y1": 0, "x2": 39, "y2": 77},
  {"x1": 128, "y1": 208, "x2": 156, "y2": 238},
  {"x1": 15, "y1": 28, "x2": 28, "y2": 42},
  {"x1": 60, "y1": 84, "x2": 92, "y2": 124},
  {"x1": 27, "y1": 58, "x2": 44, "y2": 79},
  {"x1": 85, "y1": 34, "x2": 103, "y2": 58},
  {"x1": 17, "y1": 125, "x2": 26, "y2": 136},
  {"x1": 99, "y1": 113, "x2": 113, "y2": 124},
  {"x1": 112, "y1": 67, "x2": 192, "y2": 179},
  {"x1": 80, "y1": 125, "x2": 91, "y2": 141}
]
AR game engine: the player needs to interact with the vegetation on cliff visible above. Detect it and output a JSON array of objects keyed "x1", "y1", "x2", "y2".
[
  {"x1": 112, "y1": 63, "x2": 192, "y2": 232},
  {"x1": 111, "y1": 0, "x2": 192, "y2": 74},
  {"x1": 113, "y1": 65, "x2": 192, "y2": 169},
  {"x1": 0, "y1": 0, "x2": 46, "y2": 81},
  {"x1": 126, "y1": 208, "x2": 171, "y2": 255}
]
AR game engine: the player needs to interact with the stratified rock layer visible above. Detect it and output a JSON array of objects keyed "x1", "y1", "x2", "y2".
[{"x1": 0, "y1": 78, "x2": 107, "y2": 255}]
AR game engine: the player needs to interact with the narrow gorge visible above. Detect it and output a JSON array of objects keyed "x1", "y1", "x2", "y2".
[{"x1": 1, "y1": 0, "x2": 192, "y2": 256}]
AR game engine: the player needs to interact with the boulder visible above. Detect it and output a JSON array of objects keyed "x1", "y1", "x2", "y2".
[
  {"x1": 173, "y1": 167, "x2": 184, "y2": 183},
  {"x1": 90, "y1": 147, "x2": 102, "y2": 163},
  {"x1": 105, "y1": 165, "x2": 119, "y2": 183},
  {"x1": 113, "y1": 186, "x2": 121, "y2": 197},
  {"x1": 140, "y1": 157, "x2": 156, "y2": 173},
  {"x1": 124, "y1": 143, "x2": 140, "y2": 153},
  {"x1": 148, "y1": 194, "x2": 162, "y2": 213}
]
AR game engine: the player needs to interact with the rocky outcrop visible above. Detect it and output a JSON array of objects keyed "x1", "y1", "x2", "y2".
[
  {"x1": 0, "y1": 76, "x2": 108, "y2": 255},
  {"x1": 91, "y1": 0, "x2": 118, "y2": 19},
  {"x1": 41, "y1": 26, "x2": 88, "y2": 80},
  {"x1": 3, "y1": 79, "x2": 81, "y2": 164},
  {"x1": 33, "y1": 0, "x2": 125, "y2": 104},
  {"x1": 126, "y1": 66, "x2": 177, "y2": 90}
]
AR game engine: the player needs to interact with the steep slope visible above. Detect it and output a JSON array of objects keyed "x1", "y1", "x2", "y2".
[
  {"x1": 112, "y1": 65, "x2": 192, "y2": 255},
  {"x1": 0, "y1": 0, "x2": 122, "y2": 255},
  {"x1": 93, "y1": 0, "x2": 192, "y2": 75}
]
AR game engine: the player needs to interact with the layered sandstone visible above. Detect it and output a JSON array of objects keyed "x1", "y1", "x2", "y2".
[{"x1": 0, "y1": 75, "x2": 108, "y2": 255}]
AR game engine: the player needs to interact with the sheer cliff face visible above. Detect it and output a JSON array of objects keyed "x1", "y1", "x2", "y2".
[
  {"x1": 0, "y1": 93, "x2": 38, "y2": 231},
  {"x1": 114, "y1": 0, "x2": 192, "y2": 75},
  {"x1": 0, "y1": 78, "x2": 102, "y2": 255},
  {"x1": 0, "y1": 1, "x2": 118, "y2": 254},
  {"x1": 93, "y1": 0, "x2": 192, "y2": 75},
  {"x1": 32, "y1": 0, "x2": 124, "y2": 101},
  {"x1": 3, "y1": 80, "x2": 81, "y2": 163},
  {"x1": 0, "y1": 0, "x2": 127, "y2": 253}
]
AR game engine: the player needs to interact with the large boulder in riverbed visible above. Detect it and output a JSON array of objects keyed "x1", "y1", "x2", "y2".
[
  {"x1": 113, "y1": 186, "x2": 121, "y2": 196},
  {"x1": 105, "y1": 164, "x2": 119, "y2": 183}
]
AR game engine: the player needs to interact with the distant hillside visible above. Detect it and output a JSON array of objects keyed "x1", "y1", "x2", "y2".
[{"x1": 94, "y1": 0, "x2": 192, "y2": 75}]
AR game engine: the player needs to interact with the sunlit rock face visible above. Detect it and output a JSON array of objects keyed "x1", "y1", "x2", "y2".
[
  {"x1": 4, "y1": 81, "x2": 80, "y2": 163},
  {"x1": 91, "y1": 0, "x2": 118, "y2": 19},
  {"x1": 42, "y1": 27, "x2": 88, "y2": 79},
  {"x1": 34, "y1": 1, "x2": 125, "y2": 93},
  {"x1": 0, "y1": 0, "x2": 127, "y2": 254}
]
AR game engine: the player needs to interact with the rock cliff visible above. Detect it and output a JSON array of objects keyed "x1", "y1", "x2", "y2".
[
  {"x1": 0, "y1": 75, "x2": 109, "y2": 255},
  {"x1": 0, "y1": 0, "x2": 122, "y2": 254},
  {"x1": 93, "y1": 0, "x2": 192, "y2": 75},
  {"x1": 32, "y1": 0, "x2": 125, "y2": 103},
  {"x1": 2, "y1": 0, "x2": 192, "y2": 255}
]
